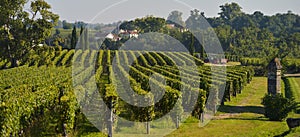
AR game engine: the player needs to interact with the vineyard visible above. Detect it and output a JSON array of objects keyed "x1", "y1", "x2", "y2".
[{"x1": 0, "y1": 49, "x2": 254, "y2": 136}]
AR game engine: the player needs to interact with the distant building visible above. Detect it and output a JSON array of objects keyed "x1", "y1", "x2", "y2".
[
  {"x1": 166, "y1": 23, "x2": 188, "y2": 32},
  {"x1": 119, "y1": 29, "x2": 139, "y2": 38},
  {"x1": 180, "y1": 28, "x2": 189, "y2": 32},
  {"x1": 119, "y1": 29, "x2": 126, "y2": 34},
  {"x1": 221, "y1": 59, "x2": 228, "y2": 64},
  {"x1": 166, "y1": 24, "x2": 175, "y2": 29},
  {"x1": 106, "y1": 33, "x2": 122, "y2": 41},
  {"x1": 129, "y1": 30, "x2": 139, "y2": 38}
]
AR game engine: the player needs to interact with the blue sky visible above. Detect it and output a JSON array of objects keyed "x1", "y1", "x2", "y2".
[{"x1": 44, "y1": 0, "x2": 300, "y2": 24}]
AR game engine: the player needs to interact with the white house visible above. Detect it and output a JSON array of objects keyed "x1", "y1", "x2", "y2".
[
  {"x1": 119, "y1": 29, "x2": 139, "y2": 38},
  {"x1": 119, "y1": 29, "x2": 126, "y2": 34},
  {"x1": 129, "y1": 30, "x2": 139, "y2": 38},
  {"x1": 106, "y1": 33, "x2": 122, "y2": 41}
]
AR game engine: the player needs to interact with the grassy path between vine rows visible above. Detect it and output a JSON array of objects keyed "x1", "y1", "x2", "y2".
[
  {"x1": 166, "y1": 77, "x2": 300, "y2": 137},
  {"x1": 291, "y1": 78, "x2": 300, "y2": 103}
]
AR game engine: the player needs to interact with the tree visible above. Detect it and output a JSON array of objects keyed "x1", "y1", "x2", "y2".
[
  {"x1": 74, "y1": 21, "x2": 86, "y2": 28},
  {"x1": 252, "y1": 11, "x2": 265, "y2": 28},
  {"x1": 79, "y1": 26, "x2": 85, "y2": 50},
  {"x1": 215, "y1": 25, "x2": 232, "y2": 51},
  {"x1": 80, "y1": 25, "x2": 84, "y2": 35},
  {"x1": 84, "y1": 28, "x2": 89, "y2": 50},
  {"x1": 167, "y1": 10, "x2": 185, "y2": 27},
  {"x1": 62, "y1": 20, "x2": 72, "y2": 29},
  {"x1": 218, "y1": 2, "x2": 243, "y2": 24},
  {"x1": 119, "y1": 21, "x2": 136, "y2": 30},
  {"x1": 55, "y1": 29, "x2": 61, "y2": 35},
  {"x1": 0, "y1": 0, "x2": 58, "y2": 67},
  {"x1": 71, "y1": 26, "x2": 77, "y2": 49},
  {"x1": 262, "y1": 94, "x2": 298, "y2": 121},
  {"x1": 135, "y1": 16, "x2": 166, "y2": 33},
  {"x1": 56, "y1": 20, "x2": 63, "y2": 28},
  {"x1": 185, "y1": 9, "x2": 201, "y2": 30}
]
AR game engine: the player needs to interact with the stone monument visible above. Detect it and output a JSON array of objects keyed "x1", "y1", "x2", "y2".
[{"x1": 267, "y1": 58, "x2": 282, "y2": 95}]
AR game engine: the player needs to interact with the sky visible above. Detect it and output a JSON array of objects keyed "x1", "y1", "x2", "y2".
[{"x1": 43, "y1": 0, "x2": 300, "y2": 24}]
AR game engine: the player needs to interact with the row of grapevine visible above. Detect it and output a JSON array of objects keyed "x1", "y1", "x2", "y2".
[
  {"x1": 240, "y1": 58, "x2": 266, "y2": 66},
  {"x1": 111, "y1": 63, "x2": 184, "y2": 121},
  {"x1": 0, "y1": 67, "x2": 77, "y2": 136},
  {"x1": 53, "y1": 49, "x2": 252, "y2": 112},
  {"x1": 52, "y1": 50, "x2": 68, "y2": 66},
  {"x1": 61, "y1": 50, "x2": 75, "y2": 66},
  {"x1": 225, "y1": 54, "x2": 240, "y2": 62},
  {"x1": 283, "y1": 58, "x2": 300, "y2": 74},
  {"x1": 0, "y1": 49, "x2": 206, "y2": 70}
]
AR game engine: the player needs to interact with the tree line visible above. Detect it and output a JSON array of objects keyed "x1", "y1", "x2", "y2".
[
  {"x1": 99, "y1": 2, "x2": 300, "y2": 61},
  {"x1": 1, "y1": 1, "x2": 299, "y2": 68}
]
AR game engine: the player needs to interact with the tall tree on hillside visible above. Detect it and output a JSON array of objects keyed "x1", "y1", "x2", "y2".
[
  {"x1": 0, "y1": 0, "x2": 58, "y2": 67},
  {"x1": 71, "y1": 26, "x2": 77, "y2": 49},
  {"x1": 84, "y1": 28, "x2": 89, "y2": 50},
  {"x1": 79, "y1": 26, "x2": 85, "y2": 49},
  {"x1": 80, "y1": 25, "x2": 84, "y2": 35}
]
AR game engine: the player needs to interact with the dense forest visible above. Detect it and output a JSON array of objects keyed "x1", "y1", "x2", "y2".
[
  {"x1": 115, "y1": 3, "x2": 300, "y2": 59},
  {"x1": 207, "y1": 3, "x2": 300, "y2": 59}
]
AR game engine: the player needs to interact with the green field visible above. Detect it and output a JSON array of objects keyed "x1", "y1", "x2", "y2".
[
  {"x1": 51, "y1": 28, "x2": 99, "y2": 38},
  {"x1": 293, "y1": 78, "x2": 300, "y2": 103},
  {"x1": 283, "y1": 77, "x2": 300, "y2": 115}
]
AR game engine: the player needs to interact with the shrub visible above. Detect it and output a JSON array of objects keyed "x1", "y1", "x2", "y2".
[{"x1": 262, "y1": 94, "x2": 298, "y2": 121}]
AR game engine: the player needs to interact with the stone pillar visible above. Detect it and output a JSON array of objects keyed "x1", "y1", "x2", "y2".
[{"x1": 267, "y1": 58, "x2": 282, "y2": 95}]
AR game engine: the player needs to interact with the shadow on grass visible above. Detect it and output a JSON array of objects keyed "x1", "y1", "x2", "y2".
[
  {"x1": 222, "y1": 116, "x2": 269, "y2": 121},
  {"x1": 274, "y1": 130, "x2": 291, "y2": 137},
  {"x1": 218, "y1": 105, "x2": 264, "y2": 115},
  {"x1": 295, "y1": 104, "x2": 300, "y2": 114}
]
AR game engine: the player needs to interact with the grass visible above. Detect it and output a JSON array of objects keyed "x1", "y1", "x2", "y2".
[
  {"x1": 284, "y1": 77, "x2": 300, "y2": 114},
  {"x1": 167, "y1": 77, "x2": 282, "y2": 137},
  {"x1": 51, "y1": 28, "x2": 96, "y2": 35},
  {"x1": 285, "y1": 127, "x2": 300, "y2": 137},
  {"x1": 204, "y1": 62, "x2": 241, "y2": 67},
  {"x1": 166, "y1": 77, "x2": 299, "y2": 137},
  {"x1": 227, "y1": 62, "x2": 241, "y2": 66},
  {"x1": 51, "y1": 28, "x2": 99, "y2": 38},
  {"x1": 293, "y1": 78, "x2": 300, "y2": 102},
  {"x1": 287, "y1": 78, "x2": 300, "y2": 102},
  {"x1": 51, "y1": 28, "x2": 72, "y2": 37},
  {"x1": 166, "y1": 118, "x2": 288, "y2": 137},
  {"x1": 295, "y1": 78, "x2": 300, "y2": 86},
  {"x1": 223, "y1": 77, "x2": 267, "y2": 106}
]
